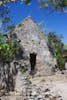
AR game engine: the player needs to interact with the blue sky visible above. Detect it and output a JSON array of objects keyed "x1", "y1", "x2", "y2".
[{"x1": 7, "y1": 0, "x2": 67, "y2": 44}]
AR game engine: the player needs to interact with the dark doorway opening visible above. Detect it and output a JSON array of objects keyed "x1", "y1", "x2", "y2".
[{"x1": 30, "y1": 52, "x2": 37, "y2": 74}]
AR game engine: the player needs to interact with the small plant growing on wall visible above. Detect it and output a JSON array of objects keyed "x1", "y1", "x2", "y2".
[{"x1": 18, "y1": 23, "x2": 23, "y2": 28}]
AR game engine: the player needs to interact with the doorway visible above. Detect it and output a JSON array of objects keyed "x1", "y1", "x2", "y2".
[{"x1": 30, "y1": 52, "x2": 37, "y2": 73}]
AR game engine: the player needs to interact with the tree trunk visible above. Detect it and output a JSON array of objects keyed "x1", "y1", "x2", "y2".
[{"x1": 0, "y1": 62, "x2": 18, "y2": 92}]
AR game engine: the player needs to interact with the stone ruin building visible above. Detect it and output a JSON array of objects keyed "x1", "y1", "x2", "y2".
[
  {"x1": 8, "y1": 16, "x2": 56, "y2": 76},
  {"x1": 0, "y1": 16, "x2": 57, "y2": 93}
]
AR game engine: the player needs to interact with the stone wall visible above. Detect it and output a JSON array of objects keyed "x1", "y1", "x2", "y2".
[
  {"x1": 8, "y1": 16, "x2": 57, "y2": 76},
  {"x1": 0, "y1": 61, "x2": 18, "y2": 92}
]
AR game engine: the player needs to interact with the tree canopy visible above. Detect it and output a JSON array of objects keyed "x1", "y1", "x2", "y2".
[
  {"x1": 0, "y1": 32, "x2": 18, "y2": 63},
  {"x1": 47, "y1": 32, "x2": 65, "y2": 69},
  {"x1": 0, "y1": 6, "x2": 15, "y2": 32},
  {"x1": 0, "y1": 0, "x2": 67, "y2": 32},
  {"x1": 39, "y1": 0, "x2": 67, "y2": 12},
  {"x1": 0, "y1": 0, "x2": 67, "y2": 12}
]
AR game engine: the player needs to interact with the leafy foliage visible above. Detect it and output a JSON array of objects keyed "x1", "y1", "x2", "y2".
[
  {"x1": 0, "y1": 0, "x2": 67, "y2": 12},
  {"x1": 0, "y1": 0, "x2": 67, "y2": 32},
  {"x1": 64, "y1": 44, "x2": 67, "y2": 50},
  {"x1": 25, "y1": 0, "x2": 31, "y2": 5},
  {"x1": 47, "y1": 32, "x2": 65, "y2": 69},
  {"x1": 0, "y1": 32, "x2": 18, "y2": 63},
  {"x1": 63, "y1": 44, "x2": 67, "y2": 61},
  {"x1": 18, "y1": 23, "x2": 23, "y2": 28},
  {"x1": 0, "y1": 0, "x2": 31, "y2": 6},
  {"x1": 39, "y1": 0, "x2": 67, "y2": 12},
  {"x1": 0, "y1": 6, "x2": 15, "y2": 32}
]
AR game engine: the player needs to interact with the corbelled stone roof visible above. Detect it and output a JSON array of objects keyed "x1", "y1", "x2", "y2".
[{"x1": 9, "y1": 16, "x2": 57, "y2": 76}]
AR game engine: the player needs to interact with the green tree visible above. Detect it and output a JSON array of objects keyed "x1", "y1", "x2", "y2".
[
  {"x1": 0, "y1": 6, "x2": 15, "y2": 32},
  {"x1": 0, "y1": 0, "x2": 67, "y2": 32},
  {"x1": 0, "y1": 32, "x2": 18, "y2": 91},
  {"x1": 0, "y1": 0, "x2": 31, "y2": 6},
  {"x1": 0, "y1": 32, "x2": 18, "y2": 63},
  {"x1": 0, "y1": 0, "x2": 67, "y2": 12},
  {"x1": 47, "y1": 32, "x2": 65, "y2": 69},
  {"x1": 39, "y1": 0, "x2": 67, "y2": 12},
  {"x1": 63, "y1": 44, "x2": 67, "y2": 62}
]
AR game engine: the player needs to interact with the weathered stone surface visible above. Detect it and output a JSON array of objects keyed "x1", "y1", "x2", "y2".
[
  {"x1": 0, "y1": 61, "x2": 18, "y2": 92},
  {"x1": 9, "y1": 16, "x2": 56, "y2": 76},
  {"x1": 65, "y1": 62, "x2": 67, "y2": 70}
]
